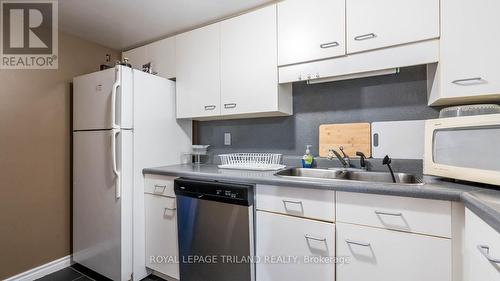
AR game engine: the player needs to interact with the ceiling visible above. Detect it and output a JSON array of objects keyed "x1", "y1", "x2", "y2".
[{"x1": 59, "y1": 0, "x2": 275, "y2": 51}]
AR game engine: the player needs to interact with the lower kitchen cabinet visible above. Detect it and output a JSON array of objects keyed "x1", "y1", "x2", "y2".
[
  {"x1": 256, "y1": 210, "x2": 335, "y2": 281},
  {"x1": 464, "y1": 208, "x2": 500, "y2": 281},
  {"x1": 256, "y1": 184, "x2": 335, "y2": 222},
  {"x1": 336, "y1": 222, "x2": 451, "y2": 281},
  {"x1": 144, "y1": 192, "x2": 179, "y2": 279},
  {"x1": 336, "y1": 191, "x2": 451, "y2": 238}
]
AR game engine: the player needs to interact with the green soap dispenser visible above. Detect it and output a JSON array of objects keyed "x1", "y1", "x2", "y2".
[{"x1": 302, "y1": 145, "x2": 314, "y2": 168}]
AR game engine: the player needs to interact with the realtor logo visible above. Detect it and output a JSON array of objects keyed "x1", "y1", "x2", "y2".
[{"x1": 1, "y1": 0, "x2": 58, "y2": 69}]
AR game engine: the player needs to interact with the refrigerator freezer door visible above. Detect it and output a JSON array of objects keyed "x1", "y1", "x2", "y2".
[
  {"x1": 73, "y1": 66, "x2": 133, "y2": 131},
  {"x1": 73, "y1": 130, "x2": 133, "y2": 281}
]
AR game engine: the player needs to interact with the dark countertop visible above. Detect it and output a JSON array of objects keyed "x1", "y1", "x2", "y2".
[{"x1": 143, "y1": 164, "x2": 500, "y2": 234}]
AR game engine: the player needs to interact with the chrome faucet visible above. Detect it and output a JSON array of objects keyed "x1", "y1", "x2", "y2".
[{"x1": 328, "y1": 146, "x2": 351, "y2": 168}]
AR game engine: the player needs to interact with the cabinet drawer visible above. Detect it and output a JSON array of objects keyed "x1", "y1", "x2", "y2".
[
  {"x1": 464, "y1": 208, "x2": 500, "y2": 281},
  {"x1": 256, "y1": 211, "x2": 335, "y2": 281},
  {"x1": 336, "y1": 192, "x2": 451, "y2": 237},
  {"x1": 256, "y1": 185, "x2": 335, "y2": 222},
  {"x1": 337, "y1": 222, "x2": 451, "y2": 281},
  {"x1": 144, "y1": 175, "x2": 176, "y2": 197},
  {"x1": 145, "y1": 193, "x2": 179, "y2": 279}
]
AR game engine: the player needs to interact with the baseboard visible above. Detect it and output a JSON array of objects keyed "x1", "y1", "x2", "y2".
[{"x1": 4, "y1": 255, "x2": 73, "y2": 281}]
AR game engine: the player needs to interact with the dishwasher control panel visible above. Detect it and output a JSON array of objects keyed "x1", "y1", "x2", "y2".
[
  {"x1": 174, "y1": 178, "x2": 254, "y2": 206},
  {"x1": 216, "y1": 189, "x2": 244, "y2": 199}
]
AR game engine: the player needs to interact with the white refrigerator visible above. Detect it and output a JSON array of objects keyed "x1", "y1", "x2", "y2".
[{"x1": 72, "y1": 66, "x2": 191, "y2": 281}]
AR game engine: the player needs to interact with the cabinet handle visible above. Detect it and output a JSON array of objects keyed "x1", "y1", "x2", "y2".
[
  {"x1": 282, "y1": 199, "x2": 303, "y2": 205},
  {"x1": 374, "y1": 210, "x2": 403, "y2": 216},
  {"x1": 305, "y1": 234, "x2": 327, "y2": 242},
  {"x1": 320, "y1": 41, "x2": 339, "y2": 49},
  {"x1": 154, "y1": 184, "x2": 166, "y2": 193},
  {"x1": 477, "y1": 245, "x2": 500, "y2": 263},
  {"x1": 354, "y1": 33, "x2": 377, "y2": 41},
  {"x1": 452, "y1": 77, "x2": 485, "y2": 85},
  {"x1": 204, "y1": 105, "x2": 216, "y2": 110},
  {"x1": 224, "y1": 103, "x2": 237, "y2": 109},
  {"x1": 164, "y1": 207, "x2": 177, "y2": 211},
  {"x1": 346, "y1": 239, "x2": 371, "y2": 247},
  {"x1": 282, "y1": 200, "x2": 303, "y2": 211}
]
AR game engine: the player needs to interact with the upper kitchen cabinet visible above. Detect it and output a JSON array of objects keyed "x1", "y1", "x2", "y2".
[
  {"x1": 278, "y1": 0, "x2": 439, "y2": 84},
  {"x1": 122, "y1": 37, "x2": 176, "y2": 79},
  {"x1": 277, "y1": 0, "x2": 346, "y2": 66},
  {"x1": 147, "y1": 38, "x2": 176, "y2": 79},
  {"x1": 122, "y1": 45, "x2": 147, "y2": 70},
  {"x1": 221, "y1": 4, "x2": 292, "y2": 118},
  {"x1": 428, "y1": 0, "x2": 500, "y2": 105},
  {"x1": 176, "y1": 23, "x2": 221, "y2": 119},
  {"x1": 346, "y1": 0, "x2": 439, "y2": 54}
]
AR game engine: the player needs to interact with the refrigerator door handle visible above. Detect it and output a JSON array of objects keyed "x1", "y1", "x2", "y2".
[
  {"x1": 111, "y1": 129, "x2": 121, "y2": 199},
  {"x1": 111, "y1": 67, "x2": 121, "y2": 129}
]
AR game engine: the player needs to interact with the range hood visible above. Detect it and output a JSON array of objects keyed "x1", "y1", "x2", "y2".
[
  {"x1": 278, "y1": 39, "x2": 439, "y2": 85},
  {"x1": 307, "y1": 68, "x2": 400, "y2": 84}
]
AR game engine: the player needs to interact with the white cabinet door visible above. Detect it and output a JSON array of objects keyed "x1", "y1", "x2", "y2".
[
  {"x1": 346, "y1": 0, "x2": 439, "y2": 54},
  {"x1": 145, "y1": 193, "x2": 179, "y2": 279},
  {"x1": 122, "y1": 37, "x2": 176, "y2": 79},
  {"x1": 464, "y1": 208, "x2": 500, "y2": 281},
  {"x1": 220, "y1": 4, "x2": 282, "y2": 116},
  {"x1": 122, "y1": 45, "x2": 147, "y2": 70},
  {"x1": 176, "y1": 23, "x2": 221, "y2": 119},
  {"x1": 336, "y1": 222, "x2": 451, "y2": 281},
  {"x1": 278, "y1": 0, "x2": 346, "y2": 66},
  {"x1": 147, "y1": 37, "x2": 176, "y2": 79},
  {"x1": 435, "y1": 0, "x2": 500, "y2": 103},
  {"x1": 256, "y1": 211, "x2": 335, "y2": 281}
]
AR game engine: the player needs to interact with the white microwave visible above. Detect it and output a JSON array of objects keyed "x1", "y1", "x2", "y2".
[{"x1": 424, "y1": 114, "x2": 500, "y2": 186}]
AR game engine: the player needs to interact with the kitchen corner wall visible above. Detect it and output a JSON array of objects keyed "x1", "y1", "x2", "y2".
[
  {"x1": 196, "y1": 65, "x2": 440, "y2": 157},
  {"x1": 0, "y1": 32, "x2": 119, "y2": 279}
]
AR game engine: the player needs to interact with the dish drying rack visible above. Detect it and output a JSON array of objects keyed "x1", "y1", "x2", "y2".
[{"x1": 218, "y1": 153, "x2": 286, "y2": 171}]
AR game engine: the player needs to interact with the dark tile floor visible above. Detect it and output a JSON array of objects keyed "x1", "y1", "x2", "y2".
[{"x1": 34, "y1": 264, "x2": 166, "y2": 281}]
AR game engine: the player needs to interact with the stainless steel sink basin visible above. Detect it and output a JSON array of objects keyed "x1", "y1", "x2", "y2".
[{"x1": 275, "y1": 168, "x2": 423, "y2": 185}]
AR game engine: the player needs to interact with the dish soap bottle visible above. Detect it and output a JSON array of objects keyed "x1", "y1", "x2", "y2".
[{"x1": 302, "y1": 145, "x2": 314, "y2": 168}]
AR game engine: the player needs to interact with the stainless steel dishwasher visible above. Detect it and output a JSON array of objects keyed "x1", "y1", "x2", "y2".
[{"x1": 174, "y1": 178, "x2": 255, "y2": 281}]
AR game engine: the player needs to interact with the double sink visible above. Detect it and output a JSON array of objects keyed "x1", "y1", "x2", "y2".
[{"x1": 275, "y1": 168, "x2": 423, "y2": 185}]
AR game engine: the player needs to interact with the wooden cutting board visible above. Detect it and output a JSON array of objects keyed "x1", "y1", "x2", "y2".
[{"x1": 319, "y1": 123, "x2": 371, "y2": 157}]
